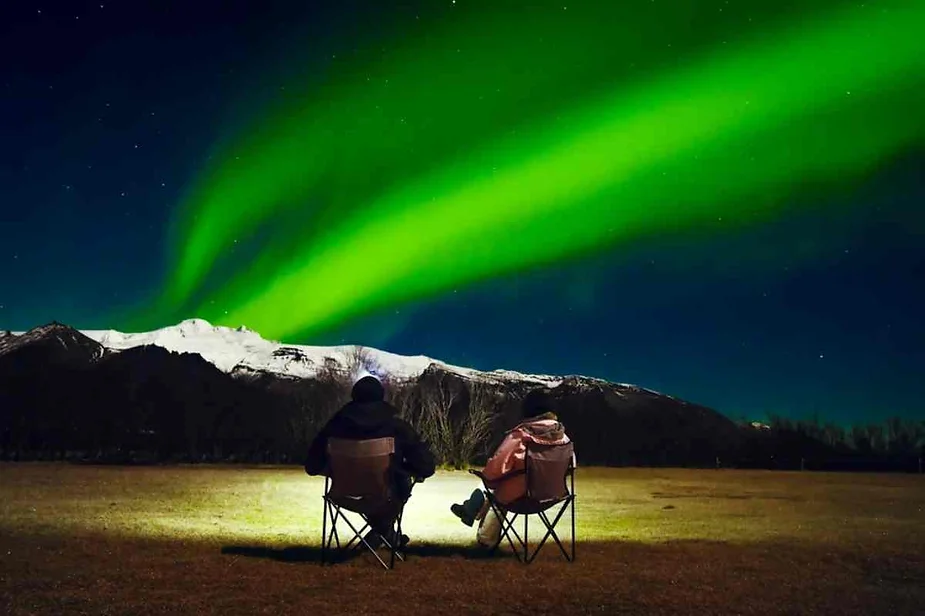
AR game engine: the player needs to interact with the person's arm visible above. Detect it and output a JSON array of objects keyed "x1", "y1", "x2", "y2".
[
  {"x1": 303, "y1": 423, "x2": 331, "y2": 475},
  {"x1": 481, "y1": 430, "x2": 523, "y2": 486},
  {"x1": 395, "y1": 419, "x2": 436, "y2": 480}
]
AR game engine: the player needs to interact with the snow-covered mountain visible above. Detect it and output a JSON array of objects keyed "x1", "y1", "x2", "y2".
[
  {"x1": 80, "y1": 318, "x2": 572, "y2": 387},
  {"x1": 1, "y1": 319, "x2": 752, "y2": 467}
]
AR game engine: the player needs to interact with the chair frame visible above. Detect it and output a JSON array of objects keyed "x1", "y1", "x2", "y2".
[
  {"x1": 471, "y1": 441, "x2": 576, "y2": 564},
  {"x1": 320, "y1": 438, "x2": 407, "y2": 570}
]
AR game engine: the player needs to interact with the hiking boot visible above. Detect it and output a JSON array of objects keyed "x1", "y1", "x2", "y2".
[
  {"x1": 451, "y1": 489, "x2": 486, "y2": 527},
  {"x1": 393, "y1": 533, "x2": 410, "y2": 549},
  {"x1": 363, "y1": 530, "x2": 383, "y2": 549}
]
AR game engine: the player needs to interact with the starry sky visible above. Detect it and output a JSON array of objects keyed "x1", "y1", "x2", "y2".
[{"x1": 1, "y1": 0, "x2": 923, "y2": 426}]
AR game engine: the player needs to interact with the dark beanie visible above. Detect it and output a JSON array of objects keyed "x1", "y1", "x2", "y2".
[
  {"x1": 352, "y1": 375, "x2": 385, "y2": 403},
  {"x1": 521, "y1": 389, "x2": 555, "y2": 418}
]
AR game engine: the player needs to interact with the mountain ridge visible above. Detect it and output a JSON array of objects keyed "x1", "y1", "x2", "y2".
[
  {"x1": 75, "y1": 318, "x2": 659, "y2": 395},
  {"x1": 0, "y1": 318, "x2": 751, "y2": 467}
]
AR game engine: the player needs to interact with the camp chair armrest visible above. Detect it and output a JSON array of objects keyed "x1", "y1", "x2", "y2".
[{"x1": 469, "y1": 467, "x2": 526, "y2": 488}]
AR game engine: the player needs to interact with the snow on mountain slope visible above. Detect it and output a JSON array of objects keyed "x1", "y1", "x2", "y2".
[{"x1": 81, "y1": 318, "x2": 565, "y2": 386}]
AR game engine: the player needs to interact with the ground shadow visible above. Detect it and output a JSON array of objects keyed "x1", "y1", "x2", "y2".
[
  {"x1": 221, "y1": 543, "x2": 514, "y2": 563},
  {"x1": 221, "y1": 545, "x2": 327, "y2": 563}
]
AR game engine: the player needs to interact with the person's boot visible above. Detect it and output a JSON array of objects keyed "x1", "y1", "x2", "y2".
[
  {"x1": 363, "y1": 530, "x2": 383, "y2": 549},
  {"x1": 388, "y1": 531, "x2": 410, "y2": 549},
  {"x1": 365, "y1": 528, "x2": 409, "y2": 550},
  {"x1": 451, "y1": 489, "x2": 486, "y2": 527}
]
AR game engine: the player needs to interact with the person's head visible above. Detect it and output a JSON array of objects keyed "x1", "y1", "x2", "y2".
[
  {"x1": 351, "y1": 375, "x2": 385, "y2": 403},
  {"x1": 521, "y1": 388, "x2": 555, "y2": 419}
]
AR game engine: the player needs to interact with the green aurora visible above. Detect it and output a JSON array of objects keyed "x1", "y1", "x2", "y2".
[{"x1": 161, "y1": 1, "x2": 925, "y2": 341}]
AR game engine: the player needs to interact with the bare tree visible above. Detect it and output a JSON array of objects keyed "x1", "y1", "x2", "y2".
[
  {"x1": 342, "y1": 346, "x2": 383, "y2": 381},
  {"x1": 866, "y1": 423, "x2": 886, "y2": 454},
  {"x1": 456, "y1": 380, "x2": 501, "y2": 467},
  {"x1": 384, "y1": 376, "x2": 416, "y2": 422},
  {"x1": 418, "y1": 373, "x2": 458, "y2": 466},
  {"x1": 850, "y1": 424, "x2": 871, "y2": 453},
  {"x1": 822, "y1": 422, "x2": 846, "y2": 450},
  {"x1": 302, "y1": 359, "x2": 352, "y2": 434}
]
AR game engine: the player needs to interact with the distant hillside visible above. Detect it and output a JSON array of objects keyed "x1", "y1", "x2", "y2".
[{"x1": 1, "y1": 320, "x2": 920, "y2": 471}]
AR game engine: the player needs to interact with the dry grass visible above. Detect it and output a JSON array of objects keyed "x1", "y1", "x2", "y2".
[{"x1": 1, "y1": 464, "x2": 924, "y2": 615}]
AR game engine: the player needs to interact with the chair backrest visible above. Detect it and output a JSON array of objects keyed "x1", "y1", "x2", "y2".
[
  {"x1": 525, "y1": 441, "x2": 575, "y2": 503},
  {"x1": 326, "y1": 437, "x2": 395, "y2": 501}
]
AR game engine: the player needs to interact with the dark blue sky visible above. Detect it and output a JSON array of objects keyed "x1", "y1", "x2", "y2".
[{"x1": 1, "y1": 1, "x2": 923, "y2": 426}]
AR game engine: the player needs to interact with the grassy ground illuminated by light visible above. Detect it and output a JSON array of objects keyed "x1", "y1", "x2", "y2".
[
  {"x1": 2, "y1": 465, "x2": 924, "y2": 615},
  {"x1": 2, "y1": 465, "x2": 923, "y2": 546}
]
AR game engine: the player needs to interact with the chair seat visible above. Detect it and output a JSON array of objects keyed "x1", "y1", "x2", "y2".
[
  {"x1": 327, "y1": 493, "x2": 398, "y2": 516},
  {"x1": 497, "y1": 494, "x2": 569, "y2": 515}
]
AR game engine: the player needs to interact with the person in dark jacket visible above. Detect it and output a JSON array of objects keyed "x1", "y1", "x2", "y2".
[{"x1": 305, "y1": 375, "x2": 436, "y2": 545}]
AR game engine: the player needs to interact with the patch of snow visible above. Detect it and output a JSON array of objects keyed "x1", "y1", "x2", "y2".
[
  {"x1": 481, "y1": 369, "x2": 564, "y2": 388},
  {"x1": 80, "y1": 319, "x2": 640, "y2": 393},
  {"x1": 83, "y1": 319, "x2": 482, "y2": 382}
]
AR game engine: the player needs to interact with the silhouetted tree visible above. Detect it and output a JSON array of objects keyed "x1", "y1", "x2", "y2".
[{"x1": 456, "y1": 381, "x2": 502, "y2": 467}]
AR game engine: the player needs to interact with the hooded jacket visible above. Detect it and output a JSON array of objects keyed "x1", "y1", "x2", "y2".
[
  {"x1": 304, "y1": 377, "x2": 436, "y2": 497},
  {"x1": 481, "y1": 412, "x2": 571, "y2": 505}
]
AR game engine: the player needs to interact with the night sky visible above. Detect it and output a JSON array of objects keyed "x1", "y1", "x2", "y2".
[{"x1": 2, "y1": 0, "x2": 923, "y2": 426}]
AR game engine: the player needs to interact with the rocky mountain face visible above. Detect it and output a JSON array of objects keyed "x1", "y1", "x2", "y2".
[{"x1": 0, "y1": 320, "x2": 751, "y2": 465}]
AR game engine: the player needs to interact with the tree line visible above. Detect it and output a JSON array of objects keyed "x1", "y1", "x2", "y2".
[
  {"x1": 1, "y1": 341, "x2": 923, "y2": 472},
  {"x1": 0, "y1": 345, "x2": 512, "y2": 467},
  {"x1": 732, "y1": 414, "x2": 925, "y2": 472}
]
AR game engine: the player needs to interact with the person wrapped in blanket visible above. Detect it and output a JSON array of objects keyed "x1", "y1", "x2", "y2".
[{"x1": 450, "y1": 389, "x2": 571, "y2": 547}]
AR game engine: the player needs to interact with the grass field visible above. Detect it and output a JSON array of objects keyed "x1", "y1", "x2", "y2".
[{"x1": 2, "y1": 464, "x2": 924, "y2": 615}]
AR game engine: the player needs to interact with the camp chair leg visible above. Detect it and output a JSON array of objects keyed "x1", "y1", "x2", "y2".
[
  {"x1": 496, "y1": 509, "x2": 527, "y2": 562},
  {"x1": 389, "y1": 509, "x2": 403, "y2": 568},
  {"x1": 525, "y1": 498, "x2": 574, "y2": 563},
  {"x1": 322, "y1": 504, "x2": 347, "y2": 564},
  {"x1": 523, "y1": 514, "x2": 529, "y2": 564},
  {"x1": 321, "y1": 493, "x2": 328, "y2": 566},
  {"x1": 500, "y1": 515, "x2": 523, "y2": 563},
  {"x1": 343, "y1": 518, "x2": 371, "y2": 552},
  {"x1": 338, "y1": 510, "x2": 393, "y2": 569},
  {"x1": 331, "y1": 508, "x2": 342, "y2": 550},
  {"x1": 322, "y1": 502, "x2": 406, "y2": 569}
]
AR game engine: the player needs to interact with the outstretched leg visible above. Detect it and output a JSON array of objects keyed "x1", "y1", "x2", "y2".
[{"x1": 450, "y1": 488, "x2": 486, "y2": 527}]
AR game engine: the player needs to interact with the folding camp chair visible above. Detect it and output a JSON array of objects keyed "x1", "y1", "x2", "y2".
[
  {"x1": 321, "y1": 437, "x2": 406, "y2": 569},
  {"x1": 470, "y1": 441, "x2": 576, "y2": 564}
]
